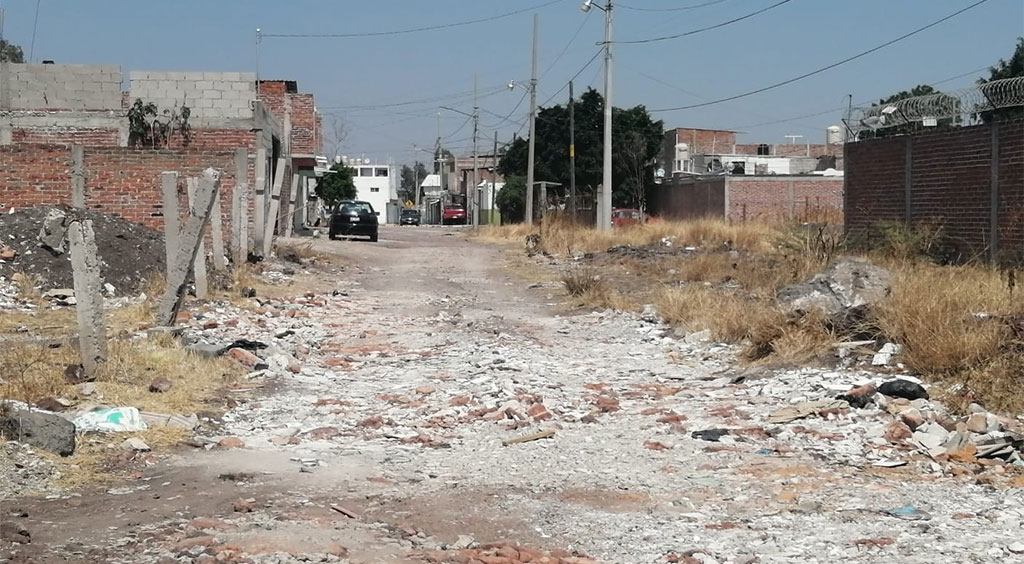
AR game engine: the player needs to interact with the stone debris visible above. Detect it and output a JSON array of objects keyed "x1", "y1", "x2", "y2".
[{"x1": 0, "y1": 405, "x2": 76, "y2": 456}]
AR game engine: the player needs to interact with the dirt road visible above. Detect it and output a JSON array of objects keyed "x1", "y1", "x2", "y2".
[{"x1": 4, "y1": 227, "x2": 1021, "y2": 564}]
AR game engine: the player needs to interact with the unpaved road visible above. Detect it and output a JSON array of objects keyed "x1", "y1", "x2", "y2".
[{"x1": 4, "y1": 227, "x2": 1022, "y2": 564}]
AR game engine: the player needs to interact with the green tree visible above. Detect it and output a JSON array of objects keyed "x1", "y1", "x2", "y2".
[
  {"x1": 399, "y1": 161, "x2": 429, "y2": 203},
  {"x1": 495, "y1": 175, "x2": 526, "y2": 224},
  {"x1": 978, "y1": 37, "x2": 1024, "y2": 123},
  {"x1": 497, "y1": 88, "x2": 663, "y2": 217},
  {"x1": 315, "y1": 163, "x2": 357, "y2": 208},
  {"x1": 0, "y1": 39, "x2": 24, "y2": 63}
]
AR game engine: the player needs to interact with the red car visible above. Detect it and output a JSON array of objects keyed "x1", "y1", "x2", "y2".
[
  {"x1": 442, "y1": 204, "x2": 467, "y2": 225},
  {"x1": 611, "y1": 208, "x2": 645, "y2": 227}
]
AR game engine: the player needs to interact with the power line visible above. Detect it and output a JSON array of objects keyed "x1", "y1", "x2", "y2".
[
  {"x1": 540, "y1": 48, "x2": 603, "y2": 107},
  {"x1": 482, "y1": 90, "x2": 529, "y2": 129},
  {"x1": 651, "y1": 0, "x2": 992, "y2": 113},
  {"x1": 616, "y1": 0, "x2": 793, "y2": 44},
  {"x1": 261, "y1": 0, "x2": 566, "y2": 38},
  {"x1": 29, "y1": 0, "x2": 40, "y2": 61},
  {"x1": 616, "y1": 0, "x2": 731, "y2": 12},
  {"x1": 540, "y1": 16, "x2": 590, "y2": 79},
  {"x1": 320, "y1": 85, "x2": 506, "y2": 111}
]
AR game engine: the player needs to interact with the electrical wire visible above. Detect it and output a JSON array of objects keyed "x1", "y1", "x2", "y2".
[
  {"x1": 321, "y1": 85, "x2": 507, "y2": 111},
  {"x1": 616, "y1": 0, "x2": 731, "y2": 12},
  {"x1": 616, "y1": 0, "x2": 793, "y2": 44},
  {"x1": 540, "y1": 16, "x2": 590, "y2": 79},
  {"x1": 482, "y1": 89, "x2": 529, "y2": 129},
  {"x1": 261, "y1": 0, "x2": 566, "y2": 38},
  {"x1": 540, "y1": 48, "x2": 603, "y2": 107},
  {"x1": 442, "y1": 116, "x2": 473, "y2": 141},
  {"x1": 29, "y1": 0, "x2": 41, "y2": 62},
  {"x1": 651, "y1": 0, "x2": 992, "y2": 113}
]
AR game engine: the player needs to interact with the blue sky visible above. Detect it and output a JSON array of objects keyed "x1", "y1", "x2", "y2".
[{"x1": 1, "y1": 0, "x2": 1021, "y2": 163}]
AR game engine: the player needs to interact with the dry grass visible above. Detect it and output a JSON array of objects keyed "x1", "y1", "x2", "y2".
[
  {"x1": 475, "y1": 217, "x2": 782, "y2": 256},
  {"x1": 276, "y1": 240, "x2": 332, "y2": 265}
]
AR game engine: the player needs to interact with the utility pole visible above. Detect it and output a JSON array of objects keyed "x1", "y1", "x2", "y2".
[
  {"x1": 472, "y1": 74, "x2": 480, "y2": 227},
  {"x1": 525, "y1": 13, "x2": 539, "y2": 225},
  {"x1": 492, "y1": 131, "x2": 499, "y2": 225},
  {"x1": 569, "y1": 80, "x2": 577, "y2": 222},
  {"x1": 600, "y1": 1, "x2": 613, "y2": 231}
]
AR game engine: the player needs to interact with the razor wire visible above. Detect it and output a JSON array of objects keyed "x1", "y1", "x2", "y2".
[{"x1": 847, "y1": 76, "x2": 1024, "y2": 138}]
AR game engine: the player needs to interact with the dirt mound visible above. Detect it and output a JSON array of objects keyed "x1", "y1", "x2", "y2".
[{"x1": 0, "y1": 207, "x2": 165, "y2": 293}]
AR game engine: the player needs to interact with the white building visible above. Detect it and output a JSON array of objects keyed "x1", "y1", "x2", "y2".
[{"x1": 341, "y1": 157, "x2": 398, "y2": 224}]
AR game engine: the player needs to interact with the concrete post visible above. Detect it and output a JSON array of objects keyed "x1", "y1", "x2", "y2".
[
  {"x1": 284, "y1": 173, "x2": 299, "y2": 239},
  {"x1": 262, "y1": 158, "x2": 286, "y2": 257},
  {"x1": 186, "y1": 178, "x2": 209, "y2": 299},
  {"x1": 71, "y1": 145, "x2": 86, "y2": 209},
  {"x1": 161, "y1": 171, "x2": 180, "y2": 277},
  {"x1": 68, "y1": 219, "x2": 107, "y2": 378},
  {"x1": 253, "y1": 147, "x2": 267, "y2": 257},
  {"x1": 231, "y1": 148, "x2": 248, "y2": 264},
  {"x1": 210, "y1": 188, "x2": 226, "y2": 271},
  {"x1": 157, "y1": 169, "x2": 220, "y2": 326}
]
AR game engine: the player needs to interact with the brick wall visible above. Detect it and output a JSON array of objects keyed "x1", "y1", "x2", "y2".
[
  {"x1": 732, "y1": 143, "x2": 843, "y2": 158},
  {"x1": 667, "y1": 128, "x2": 737, "y2": 155},
  {"x1": 726, "y1": 177, "x2": 843, "y2": 222},
  {"x1": 650, "y1": 175, "x2": 842, "y2": 222},
  {"x1": 11, "y1": 127, "x2": 119, "y2": 146},
  {"x1": 845, "y1": 120, "x2": 1024, "y2": 261},
  {"x1": 0, "y1": 144, "x2": 252, "y2": 247}
]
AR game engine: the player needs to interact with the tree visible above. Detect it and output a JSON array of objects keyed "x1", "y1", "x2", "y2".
[
  {"x1": 495, "y1": 175, "x2": 526, "y2": 224},
  {"x1": 0, "y1": 39, "x2": 24, "y2": 63},
  {"x1": 497, "y1": 88, "x2": 663, "y2": 217},
  {"x1": 399, "y1": 161, "x2": 429, "y2": 203},
  {"x1": 315, "y1": 164, "x2": 357, "y2": 208},
  {"x1": 323, "y1": 115, "x2": 348, "y2": 159},
  {"x1": 978, "y1": 37, "x2": 1024, "y2": 123}
]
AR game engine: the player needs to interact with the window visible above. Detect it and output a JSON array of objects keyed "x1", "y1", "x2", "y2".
[
  {"x1": 375, "y1": 168, "x2": 389, "y2": 177},
  {"x1": 360, "y1": 167, "x2": 373, "y2": 177},
  {"x1": 340, "y1": 202, "x2": 374, "y2": 214},
  {"x1": 370, "y1": 187, "x2": 380, "y2": 193}
]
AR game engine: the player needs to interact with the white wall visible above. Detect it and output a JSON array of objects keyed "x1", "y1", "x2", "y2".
[{"x1": 350, "y1": 164, "x2": 396, "y2": 224}]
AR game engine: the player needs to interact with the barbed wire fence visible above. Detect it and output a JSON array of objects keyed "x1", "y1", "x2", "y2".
[{"x1": 844, "y1": 76, "x2": 1024, "y2": 140}]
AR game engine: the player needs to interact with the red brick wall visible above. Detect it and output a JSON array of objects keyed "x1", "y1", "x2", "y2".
[
  {"x1": 12, "y1": 128, "x2": 120, "y2": 146},
  {"x1": 845, "y1": 120, "x2": 1024, "y2": 261},
  {"x1": 667, "y1": 128, "x2": 737, "y2": 155},
  {"x1": 0, "y1": 144, "x2": 250, "y2": 245},
  {"x1": 732, "y1": 143, "x2": 842, "y2": 157},
  {"x1": 289, "y1": 93, "x2": 318, "y2": 155},
  {"x1": 726, "y1": 177, "x2": 843, "y2": 222}
]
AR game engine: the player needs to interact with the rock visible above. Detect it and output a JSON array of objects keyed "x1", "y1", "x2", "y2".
[
  {"x1": 640, "y1": 304, "x2": 659, "y2": 323},
  {"x1": 0, "y1": 521, "x2": 31, "y2": 544},
  {"x1": 966, "y1": 413, "x2": 988, "y2": 434},
  {"x1": 148, "y1": 377, "x2": 173, "y2": 393},
  {"x1": 232, "y1": 498, "x2": 257, "y2": 513},
  {"x1": 140, "y1": 412, "x2": 200, "y2": 430},
  {"x1": 883, "y1": 421, "x2": 913, "y2": 442},
  {"x1": 64, "y1": 363, "x2": 92, "y2": 384},
  {"x1": 218, "y1": 436, "x2": 245, "y2": 449},
  {"x1": 684, "y1": 329, "x2": 712, "y2": 344},
  {"x1": 186, "y1": 343, "x2": 229, "y2": 358},
  {"x1": 0, "y1": 246, "x2": 16, "y2": 261},
  {"x1": 37, "y1": 208, "x2": 69, "y2": 254},
  {"x1": 878, "y1": 379, "x2": 929, "y2": 401},
  {"x1": 122, "y1": 437, "x2": 151, "y2": 452},
  {"x1": 33, "y1": 397, "x2": 67, "y2": 413},
  {"x1": 0, "y1": 407, "x2": 76, "y2": 456},
  {"x1": 1008, "y1": 542, "x2": 1024, "y2": 554},
  {"x1": 227, "y1": 348, "x2": 262, "y2": 368},
  {"x1": 776, "y1": 258, "x2": 891, "y2": 321},
  {"x1": 899, "y1": 408, "x2": 926, "y2": 431},
  {"x1": 691, "y1": 428, "x2": 730, "y2": 442},
  {"x1": 76, "y1": 382, "x2": 98, "y2": 396}
]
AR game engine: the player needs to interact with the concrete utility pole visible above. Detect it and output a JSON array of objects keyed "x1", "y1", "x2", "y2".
[
  {"x1": 525, "y1": 13, "x2": 539, "y2": 225},
  {"x1": 569, "y1": 80, "x2": 577, "y2": 222},
  {"x1": 600, "y1": 1, "x2": 613, "y2": 231},
  {"x1": 492, "y1": 130, "x2": 498, "y2": 225},
  {"x1": 472, "y1": 74, "x2": 480, "y2": 227}
]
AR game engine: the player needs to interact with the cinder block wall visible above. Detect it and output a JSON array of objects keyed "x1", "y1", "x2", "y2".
[
  {"x1": 5, "y1": 64, "x2": 122, "y2": 110},
  {"x1": 129, "y1": 71, "x2": 256, "y2": 124}
]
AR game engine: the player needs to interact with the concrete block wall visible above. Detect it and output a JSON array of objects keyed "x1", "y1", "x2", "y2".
[
  {"x1": 129, "y1": 71, "x2": 257, "y2": 125},
  {"x1": 3, "y1": 64, "x2": 122, "y2": 110}
]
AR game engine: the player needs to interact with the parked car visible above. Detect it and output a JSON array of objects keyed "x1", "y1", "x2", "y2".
[
  {"x1": 329, "y1": 200, "x2": 379, "y2": 242},
  {"x1": 611, "y1": 208, "x2": 646, "y2": 228},
  {"x1": 442, "y1": 204, "x2": 467, "y2": 225},
  {"x1": 400, "y1": 208, "x2": 421, "y2": 226}
]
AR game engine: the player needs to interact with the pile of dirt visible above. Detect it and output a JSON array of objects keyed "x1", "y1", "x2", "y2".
[{"x1": 0, "y1": 207, "x2": 165, "y2": 293}]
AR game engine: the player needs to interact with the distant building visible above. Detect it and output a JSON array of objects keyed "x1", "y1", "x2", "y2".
[{"x1": 341, "y1": 157, "x2": 398, "y2": 224}]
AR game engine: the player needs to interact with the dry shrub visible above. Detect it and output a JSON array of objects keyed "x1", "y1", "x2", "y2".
[
  {"x1": 276, "y1": 241, "x2": 329, "y2": 265},
  {"x1": 875, "y1": 264, "x2": 1017, "y2": 375},
  {"x1": 656, "y1": 286, "x2": 785, "y2": 343},
  {"x1": 562, "y1": 266, "x2": 604, "y2": 297},
  {"x1": 941, "y1": 354, "x2": 1024, "y2": 414},
  {"x1": 12, "y1": 271, "x2": 43, "y2": 302}
]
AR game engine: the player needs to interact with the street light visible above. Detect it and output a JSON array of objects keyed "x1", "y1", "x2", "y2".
[{"x1": 581, "y1": 0, "x2": 612, "y2": 231}]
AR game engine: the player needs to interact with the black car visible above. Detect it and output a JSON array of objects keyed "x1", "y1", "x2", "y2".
[
  {"x1": 329, "y1": 200, "x2": 379, "y2": 242},
  {"x1": 400, "y1": 208, "x2": 421, "y2": 226}
]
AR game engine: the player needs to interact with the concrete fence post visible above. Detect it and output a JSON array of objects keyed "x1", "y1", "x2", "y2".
[
  {"x1": 231, "y1": 148, "x2": 248, "y2": 264},
  {"x1": 186, "y1": 178, "x2": 209, "y2": 299},
  {"x1": 161, "y1": 171, "x2": 180, "y2": 277},
  {"x1": 210, "y1": 187, "x2": 226, "y2": 271},
  {"x1": 253, "y1": 147, "x2": 267, "y2": 257},
  {"x1": 71, "y1": 145, "x2": 86, "y2": 209},
  {"x1": 157, "y1": 169, "x2": 220, "y2": 326},
  {"x1": 284, "y1": 173, "x2": 299, "y2": 239},
  {"x1": 989, "y1": 123, "x2": 1001, "y2": 263},
  {"x1": 262, "y1": 158, "x2": 286, "y2": 257},
  {"x1": 68, "y1": 219, "x2": 107, "y2": 378}
]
